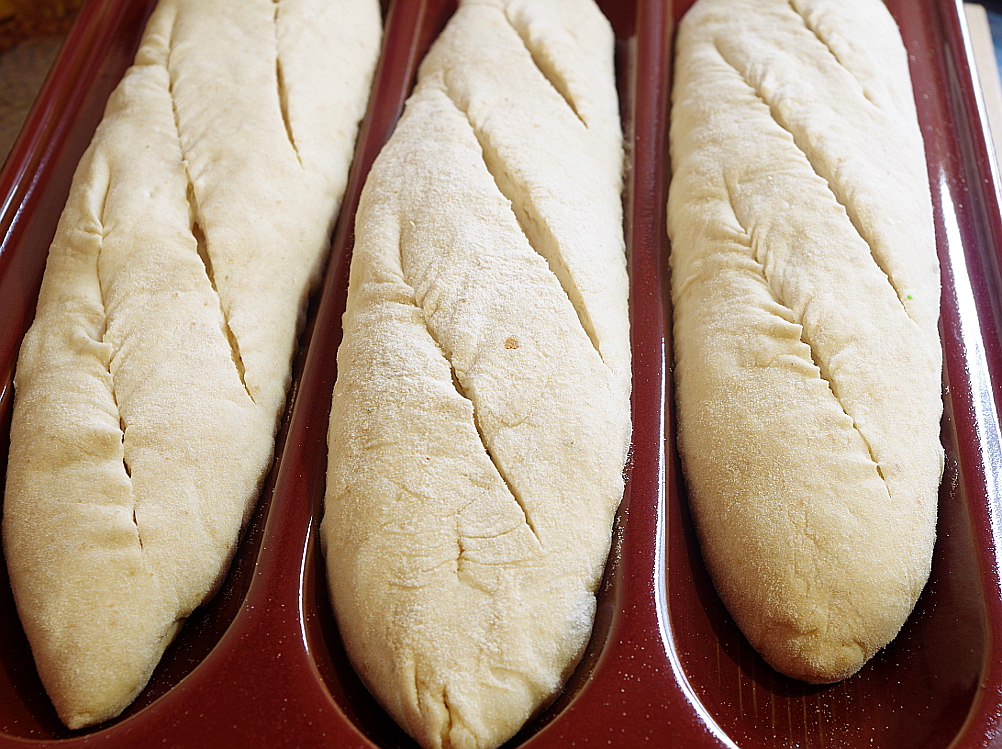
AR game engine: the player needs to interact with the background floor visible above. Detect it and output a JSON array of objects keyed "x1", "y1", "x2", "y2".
[{"x1": 0, "y1": 1, "x2": 82, "y2": 165}]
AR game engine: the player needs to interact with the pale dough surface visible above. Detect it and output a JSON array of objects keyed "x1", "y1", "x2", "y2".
[
  {"x1": 3, "y1": 0, "x2": 380, "y2": 728},
  {"x1": 322, "y1": 1, "x2": 629, "y2": 747},
  {"x1": 668, "y1": 0, "x2": 943, "y2": 682}
]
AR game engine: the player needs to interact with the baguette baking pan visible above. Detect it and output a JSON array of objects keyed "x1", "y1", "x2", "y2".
[{"x1": 1, "y1": 0, "x2": 1002, "y2": 746}]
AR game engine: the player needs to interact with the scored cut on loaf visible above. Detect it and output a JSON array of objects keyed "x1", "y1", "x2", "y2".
[
  {"x1": 321, "y1": 0, "x2": 630, "y2": 747},
  {"x1": 667, "y1": 0, "x2": 943, "y2": 683},
  {"x1": 3, "y1": 0, "x2": 381, "y2": 729}
]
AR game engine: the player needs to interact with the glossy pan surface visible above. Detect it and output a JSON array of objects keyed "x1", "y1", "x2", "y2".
[{"x1": 0, "y1": 0, "x2": 1000, "y2": 746}]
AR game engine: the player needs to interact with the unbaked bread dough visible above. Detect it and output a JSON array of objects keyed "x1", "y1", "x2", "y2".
[
  {"x1": 3, "y1": 0, "x2": 381, "y2": 729},
  {"x1": 667, "y1": 0, "x2": 943, "y2": 683},
  {"x1": 321, "y1": 1, "x2": 629, "y2": 747}
]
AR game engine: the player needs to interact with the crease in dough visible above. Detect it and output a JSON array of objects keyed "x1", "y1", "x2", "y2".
[
  {"x1": 711, "y1": 40, "x2": 908, "y2": 317},
  {"x1": 164, "y1": 8, "x2": 252, "y2": 403},
  {"x1": 271, "y1": 0, "x2": 302, "y2": 167},
  {"x1": 434, "y1": 39, "x2": 603, "y2": 361},
  {"x1": 398, "y1": 256, "x2": 544, "y2": 546},
  {"x1": 787, "y1": 0, "x2": 880, "y2": 107},
  {"x1": 720, "y1": 172, "x2": 885, "y2": 487},
  {"x1": 501, "y1": 5, "x2": 585, "y2": 127}
]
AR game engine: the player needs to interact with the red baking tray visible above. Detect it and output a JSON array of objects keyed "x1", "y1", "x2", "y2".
[{"x1": 1, "y1": 0, "x2": 1001, "y2": 746}]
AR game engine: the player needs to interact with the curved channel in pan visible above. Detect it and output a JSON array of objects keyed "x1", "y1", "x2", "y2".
[{"x1": 660, "y1": 1, "x2": 1002, "y2": 748}]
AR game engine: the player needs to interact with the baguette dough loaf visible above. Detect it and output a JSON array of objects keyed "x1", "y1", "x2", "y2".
[
  {"x1": 321, "y1": 1, "x2": 629, "y2": 747},
  {"x1": 667, "y1": 0, "x2": 943, "y2": 683},
  {"x1": 3, "y1": 0, "x2": 380, "y2": 728}
]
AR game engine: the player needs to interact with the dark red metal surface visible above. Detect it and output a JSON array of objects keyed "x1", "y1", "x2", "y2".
[{"x1": 0, "y1": 0, "x2": 1000, "y2": 746}]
